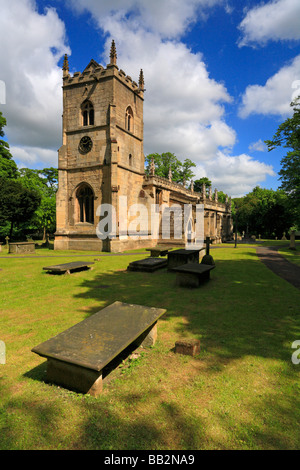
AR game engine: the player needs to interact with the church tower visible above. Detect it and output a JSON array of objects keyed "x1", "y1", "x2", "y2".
[{"x1": 54, "y1": 41, "x2": 146, "y2": 251}]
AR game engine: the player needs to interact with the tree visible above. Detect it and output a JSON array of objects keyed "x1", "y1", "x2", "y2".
[
  {"x1": 145, "y1": 152, "x2": 195, "y2": 184},
  {"x1": 216, "y1": 190, "x2": 228, "y2": 204},
  {"x1": 233, "y1": 186, "x2": 294, "y2": 238},
  {"x1": 265, "y1": 96, "x2": 300, "y2": 224},
  {"x1": 18, "y1": 167, "x2": 58, "y2": 238},
  {"x1": 177, "y1": 158, "x2": 196, "y2": 185},
  {"x1": 193, "y1": 177, "x2": 212, "y2": 193},
  {"x1": 0, "y1": 111, "x2": 18, "y2": 179},
  {"x1": 0, "y1": 178, "x2": 41, "y2": 239}
]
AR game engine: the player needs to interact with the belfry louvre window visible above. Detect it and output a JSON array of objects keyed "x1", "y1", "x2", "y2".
[
  {"x1": 125, "y1": 106, "x2": 134, "y2": 132},
  {"x1": 82, "y1": 101, "x2": 94, "y2": 126},
  {"x1": 76, "y1": 184, "x2": 94, "y2": 223}
]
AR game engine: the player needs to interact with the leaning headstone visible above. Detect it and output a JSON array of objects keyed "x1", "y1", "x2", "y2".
[{"x1": 290, "y1": 231, "x2": 296, "y2": 251}]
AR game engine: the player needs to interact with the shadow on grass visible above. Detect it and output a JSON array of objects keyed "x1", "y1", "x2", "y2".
[
  {"x1": 0, "y1": 387, "x2": 206, "y2": 450},
  {"x1": 17, "y1": 250, "x2": 300, "y2": 450},
  {"x1": 71, "y1": 256, "x2": 300, "y2": 365}
]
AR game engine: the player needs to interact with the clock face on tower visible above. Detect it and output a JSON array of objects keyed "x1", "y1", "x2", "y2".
[{"x1": 79, "y1": 136, "x2": 93, "y2": 154}]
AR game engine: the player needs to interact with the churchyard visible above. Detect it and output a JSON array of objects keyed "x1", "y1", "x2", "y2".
[{"x1": 0, "y1": 241, "x2": 299, "y2": 450}]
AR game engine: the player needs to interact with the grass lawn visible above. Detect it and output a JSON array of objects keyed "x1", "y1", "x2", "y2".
[
  {"x1": 0, "y1": 243, "x2": 299, "y2": 450},
  {"x1": 278, "y1": 247, "x2": 300, "y2": 267}
]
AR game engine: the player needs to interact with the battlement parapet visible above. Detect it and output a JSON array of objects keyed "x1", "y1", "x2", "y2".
[
  {"x1": 143, "y1": 174, "x2": 230, "y2": 211},
  {"x1": 63, "y1": 62, "x2": 143, "y2": 96}
]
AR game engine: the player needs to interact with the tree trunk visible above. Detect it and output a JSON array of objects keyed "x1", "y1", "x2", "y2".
[{"x1": 9, "y1": 220, "x2": 14, "y2": 240}]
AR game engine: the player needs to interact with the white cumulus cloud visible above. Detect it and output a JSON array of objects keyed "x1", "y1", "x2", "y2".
[
  {"x1": 67, "y1": 0, "x2": 235, "y2": 164},
  {"x1": 200, "y1": 152, "x2": 276, "y2": 197},
  {"x1": 0, "y1": 0, "x2": 69, "y2": 166},
  {"x1": 249, "y1": 139, "x2": 267, "y2": 153},
  {"x1": 238, "y1": 0, "x2": 300, "y2": 47},
  {"x1": 239, "y1": 55, "x2": 300, "y2": 118}
]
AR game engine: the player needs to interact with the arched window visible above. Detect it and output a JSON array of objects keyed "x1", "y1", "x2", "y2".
[
  {"x1": 125, "y1": 106, "x2": 134, "y2": 132},
  {"x1": 82, "y1": 101, "x2": 94, "y2": 126},
  {"x1": 129, "y1": 154, "x2": 133, "y2": 166},
  {"x1": 76, "y1": 184, "x2": 94, "y2": 224}
]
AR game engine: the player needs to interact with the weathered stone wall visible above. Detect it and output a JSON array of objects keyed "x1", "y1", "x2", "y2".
[{"x1": 55, "y1": 48, "x2": 233, "y2": 252}]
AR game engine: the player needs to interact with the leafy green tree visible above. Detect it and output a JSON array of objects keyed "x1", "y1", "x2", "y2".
[
  {"x1": 177, "y1": 158, "x2": 196, "y2": 185},
  {"x1": 0, "y1": 112, "x2": 18, "y2": 179},
  {"x1": 145, "y1": 152, "x2": 195, "y2": 184},
  {"x1": 145, "y1": 152, "x2": 181, "y2": 180},
  {"x1": 233, "y1": 186, "x2": 294, "y2": 238},
  {"x1": 0, "y1": 178, "x2": 41, "y2": 239},
  {"x1": 265, "y1": 96, "x2": 300, "y2": 224},
  {"x1": 216, "y1": 191, "x2": 228, "y2": 204},
  {"x1": 193, "y1": 177, "x2": 212, "y2": 193},
  {"x1": 18, "y1": 167, "x2": 58, "y2": 237}
]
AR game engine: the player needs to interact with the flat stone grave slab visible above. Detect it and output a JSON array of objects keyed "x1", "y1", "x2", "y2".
[
  {"x1": 9, "y1": 242, "x2": 35, "y2": 254},
  {"x1": 127, "y1": 257, "x2": 167, "y2": 272},
  {"x1": 171, "y1": 263, "x2": 215, "y2": 288},
  {"x1": 32, "y1": 301, "x2": 166, "y2": 396},
  {"x1": 43, "y1": 261, "x2": 94, "y2": 274},
  {"x1": 146, "y1": 247, "x2": 169, "y2": 257},
  {"x1": 167, "y1": 249, "x2": 200, "y2": 270}
]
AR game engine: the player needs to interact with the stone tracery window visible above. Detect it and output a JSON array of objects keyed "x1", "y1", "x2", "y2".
[
  {"x1": 82, "y1": 100, "x2": 94, "y2": 126},
  {"x1": 76, "y1": 184, "x2": 94, "y2": 224},
  {"x1": 125, "y1": 106, "x2": 134, "y2": 132}
]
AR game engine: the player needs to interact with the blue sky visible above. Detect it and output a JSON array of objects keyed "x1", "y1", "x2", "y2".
[{"x1": 0, "y1": 0, "x2": 300, "y2": 197}]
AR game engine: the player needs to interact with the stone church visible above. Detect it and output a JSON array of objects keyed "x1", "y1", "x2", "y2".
[{"x1": 54, "y1": 41, "x2": 233, "y2": 252}]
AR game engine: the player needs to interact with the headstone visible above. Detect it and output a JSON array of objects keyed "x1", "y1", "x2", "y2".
[{"x1": 201, "y1": 236, "x2": 215, "y2": 266}]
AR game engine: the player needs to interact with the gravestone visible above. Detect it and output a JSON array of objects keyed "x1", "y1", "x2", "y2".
[
  {"x1": 171, "y1": 263, "x2": 215, "y2": 288},
  {"x1": 127, "y1": 257, "x2": 167, "y2": 272},
  {"x1": 201, "y1": 237, "x2": 215, "y2": 266},
  {"x1": 32, "y1": 302, "x2": 166, "y2": 396},
  {"x1": 167, "y1": 249, "x2": 200, "y2": 270},
  {"x1": 146, "y1": 247, "x2": 169, "y2": 257},
  {"x1": 43, "y1": 261, "x2": 94, "y2": 274},
  {"x1": 9, "y1": 242, "x2": 35, "y2": 254}
]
